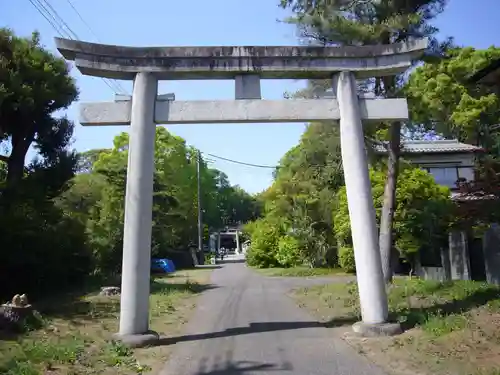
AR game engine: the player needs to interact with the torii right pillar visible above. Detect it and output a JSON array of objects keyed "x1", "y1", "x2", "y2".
[{"x1": 334, "y1": 71, "x2": 401, "y2": 336}]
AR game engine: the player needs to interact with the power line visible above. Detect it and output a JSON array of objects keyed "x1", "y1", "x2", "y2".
[
  {"x1": 65, "y1": 0, "x2": 100, "y2": 41},
  {"x1": 204, "y1": 153, "x2": 279, "y2": 169},
  {"x1": 61, "y1": 0, "x2": 127, "y2": 94},
  {"x1": 28, "y1": 0, "x2": 127, "y2": 95},
  {"x1": 29, "y1": 0, "x2": 64, "y2": 36}
]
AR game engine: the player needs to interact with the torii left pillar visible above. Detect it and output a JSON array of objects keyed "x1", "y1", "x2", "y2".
[{"x1": 114, "y1": 72, "x2": 159, "y2": 347}]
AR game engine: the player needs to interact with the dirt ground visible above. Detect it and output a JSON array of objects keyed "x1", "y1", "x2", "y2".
[
  {"x1": 0, "y1": 268, "x2": 213, "y2": 375},
  {"x1": 291, "y1": 278, "x2": 500, "y2": 375}
]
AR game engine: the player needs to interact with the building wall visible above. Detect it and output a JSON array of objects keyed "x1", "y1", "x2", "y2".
[
  {"x1": 405, "y1": 153, "x2": 475, "y2": 166},
  {"x1": 405, "y1": 153, "x2": 476, "y2": 190}
]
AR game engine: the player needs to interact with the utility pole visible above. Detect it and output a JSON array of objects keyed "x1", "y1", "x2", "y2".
[{"x1": 197, "y1": 150, "x2": 203, "y2": 262}]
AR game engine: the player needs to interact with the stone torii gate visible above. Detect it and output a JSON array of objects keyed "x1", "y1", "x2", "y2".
[{"x1": 55, "y1": 37, "x2": 427, "y2": 346}]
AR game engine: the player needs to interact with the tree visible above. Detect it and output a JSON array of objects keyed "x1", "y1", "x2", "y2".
[
  {"x1": 247, "y1": 122, "x2": 343, "y2": 268},
  {"x1": 0, "y1": 28, "x2": 78, "y2": 188},
  {"x1": 71, "y1": 126, "x2": 261, "y2": 273},
  {"x1": 0, "y1": 28, "x2": 261, "y2": 299},
  {"x1": 76, "y1": 149, "x2": 109, "y2": 173},
  {"x1": 279, "y1": 0, "x2": 449, "y2": 283},
  {"x1": 405, "y1": 46, "x2": 500, "y2": 224},
  {"x1": 405, "y1": 46, "x2": 500, "y2": 148},
  {"x1": 334, "y1": 166, "x2": 453, "y2": 273}
]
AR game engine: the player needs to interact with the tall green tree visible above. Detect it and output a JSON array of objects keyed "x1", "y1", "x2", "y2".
[
  {"x1": 251, "y1": 122, "x2": 344, "y2": 267},
  {"x1": 405, "y1": 46, "x2": 500, "y2": 221},
  {"x1": 405, "y1": 46, "x2": 500, "y2": 148},
  {"x1": 0, "y1": 30, "x2": 91, "y2": 299},
  {"x1": 64, "y1": 126, "x2": 261, "y2": 273},
  {"x1": 280, "y1": 0, "x2": 448, "y2": 283},
  {"x1": 334, "y1": 166, "x2": 453, "y2": 273},
  {"x1": 0, "y1": 28, "x2": 78, "y2": 188}
]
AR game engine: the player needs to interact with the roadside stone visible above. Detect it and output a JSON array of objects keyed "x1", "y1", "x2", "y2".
[
  {"x1": 100, "y1": 286, "x2": 121, "y2": 296},
  {"x1": 0, "y1": 293, "x2": 35, "y2": 331}
]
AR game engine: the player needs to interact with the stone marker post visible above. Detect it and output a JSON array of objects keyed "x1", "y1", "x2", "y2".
[{"x1": 235, "y1": 230, "x2": 240, "y2": 254}]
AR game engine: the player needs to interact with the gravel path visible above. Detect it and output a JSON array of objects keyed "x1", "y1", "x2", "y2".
[{"x1": 160, "y1": 263, "x2": 386, "y2": 375}]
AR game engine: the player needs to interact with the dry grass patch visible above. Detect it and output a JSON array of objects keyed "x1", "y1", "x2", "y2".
[
  {"x1": 0, "y1": 268, "x2": 213, "y2": 375},
  {"x1": 292, "y1": 278, "x2": 500, "y2": 375},
  {"x1": 255, "y1": 266, "x2": 349, "y2": 278}
]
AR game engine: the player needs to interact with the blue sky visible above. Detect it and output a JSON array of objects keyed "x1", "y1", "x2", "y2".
[{"x1": 2, "y1": 0, "x2": 499, "y2": 193}]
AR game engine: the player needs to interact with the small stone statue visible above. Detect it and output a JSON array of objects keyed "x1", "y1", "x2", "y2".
[
  {"x1": 1, "y1": 293, "x2": 33, "y2": 330},
  {"x1": 100, "y1": 286, "x2": 121, "y2": 296},
  {"x1": 11, "y1": 294, "x2": 21, "y2": 307}
]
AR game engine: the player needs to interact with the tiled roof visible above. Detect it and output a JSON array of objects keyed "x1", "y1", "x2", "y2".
[
  {"x1": 451, "y1": 191, "x2": 498, "y2": 202},
  {"x1": 374, "y1": 140, "x2": 483, "y2": 154}
]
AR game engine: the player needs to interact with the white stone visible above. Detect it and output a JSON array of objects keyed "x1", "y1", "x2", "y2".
[
  {"x1": 333, "y1": 72, "x2": 388, "y2": 325},
  {"x1": 55, "y1": 38, "x2": 429, "y2": 80},
  {"x1": 79, "y1": 98, "x2": 409, "y2": 126},
  {"x1": 119, "y1": 72, "x2": 158, "y2": 336}
]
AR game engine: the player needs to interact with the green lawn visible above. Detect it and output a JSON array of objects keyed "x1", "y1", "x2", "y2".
[
  {"x1": 292, "y1": 278, "x2": 500, "y2": 375},
  {"x1": 0, "y1": 269, "x2": 213, "y2": 375},
  {"x1": 254, "y1": 266, "x2": 349, "y2": 277}
]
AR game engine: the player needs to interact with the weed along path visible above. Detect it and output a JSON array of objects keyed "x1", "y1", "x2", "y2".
[
  {"x1": 160, "y1": 263, "x2": 385, "y2": 375},
  {"x1": 291, "y1": 278, "x2": 500, "y2": 375},
  {"x1": 0, "y1": 268, "x2": 214, "y2": 375}
]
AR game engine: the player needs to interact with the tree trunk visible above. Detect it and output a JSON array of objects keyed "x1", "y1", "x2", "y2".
[
  {"x1": 379, "y1": 121, "x2": 401, "y2": 284},
  {"x1": 5, "y1": 131, "x2": 32, "y2": 189}
]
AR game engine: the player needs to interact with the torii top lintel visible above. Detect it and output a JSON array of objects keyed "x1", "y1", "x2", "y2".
[{"x1": 55, "y1": 38, "x2": 428, "y2": 81}]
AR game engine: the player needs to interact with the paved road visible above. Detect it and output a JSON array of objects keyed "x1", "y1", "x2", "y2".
[{"x1": 160, "y1": 263, "x2": 386, "y2": 375}]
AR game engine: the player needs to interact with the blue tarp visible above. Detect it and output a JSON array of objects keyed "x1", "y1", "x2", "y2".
[{"x1": 151, "y1": 258, "x2": 176, "y2": 273}]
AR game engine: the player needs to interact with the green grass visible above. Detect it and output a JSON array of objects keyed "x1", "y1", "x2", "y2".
[
  {"x1": 0, "y1": 268, "x2": 213, "y2": 375},
  {"x1": 292, "y1": 278, "x2": 500, "y2": 375},
  {"x1": 254, "y1": 266, "x2": 349, "y2": 277}
]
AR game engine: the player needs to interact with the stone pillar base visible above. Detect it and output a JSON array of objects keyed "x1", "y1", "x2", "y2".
[
  {"x1": 112, "y1": 330, "x2": 160, "y2": 348},
  {"x1": 352, "y1": 321, "x2": 402, "y2": 337}
]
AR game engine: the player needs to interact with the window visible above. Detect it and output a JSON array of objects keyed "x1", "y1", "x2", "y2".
[
  {"x1": 428, "y1": 167, "x2": 458, "y2": 187},
  {"x1": 458, "y1": 167, "x2": 474, "y2": 182}
]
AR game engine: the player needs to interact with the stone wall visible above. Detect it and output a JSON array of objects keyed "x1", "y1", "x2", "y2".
[
  {"x1": 414, "y1": 227, "x2": 500, "y2": 285},
  {"x1": 448, "y1": 230, "x2": 471, "y2": 281},
  {"x1": 483, "y1": 224, "x2": 500, "y2": 285}
]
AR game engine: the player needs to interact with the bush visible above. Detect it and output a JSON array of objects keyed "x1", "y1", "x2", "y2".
[
  {"x1": 0, "y1": 195, "x2": 93, "y2": 299},
  {"x1": 245, "y1": 218, "x2": 283, "y2": 268},
  {"x1": 334, "y1": 167, "x2": 453, "y2": 263},
  {"x1": 338, "y1": 246, "x2": 356, "y2": 273},
  {"x1": 276, "y1": 235, "x2": 302, "y2": 267}
]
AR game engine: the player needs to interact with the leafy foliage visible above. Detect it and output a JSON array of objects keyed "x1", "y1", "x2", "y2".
[
  {"x1": 0, "y1": 30, "x2": 260, "y2": 299},
  {"x1": 0, "y1": 28, "x2": 78, "y2": 188},
  {"x1": 338, "y1": 246, "x2": 355, "y2": 273},
  {"x1": 244, "y1": 218, "x2": 283, "y2": 268},
  {"x1": 405, "y1": 46, "x2": 500, "y2": 145},
  {"x1": 276, "y1": 235, "x2": 302, "y2": 268},
  {"x1": 334, "y1": 166, "x2": 453, "y2": 269},
  {"x1": 68, "y1": 127, "x2": 261, "y2": 275},
  {"x1": 279, "y1": 0, "x2": 451, "y2": 283},
  {"x1": 246, "y1": 122, "x2": 343, "y2": 268},
  {"x1": 405, "y1": 46, "x2": 500, "y2": 224}
]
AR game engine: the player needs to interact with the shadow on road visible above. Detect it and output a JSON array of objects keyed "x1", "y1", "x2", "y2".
[
  {"x1": 156, "y1": 316, "x2": 358, "y2": 346},
  {"x1": 194, "y1": 360, "x2": 286, "y2": 374},
  {"x1": 216, "y1": 259, "x2": 246, "y2": 264},
  {"x1": 193, "y1": 350, "x2": 293, "y2": 374},
  {"x1": 150, "y1": 281, "x2": 217, "y2": 295}
]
